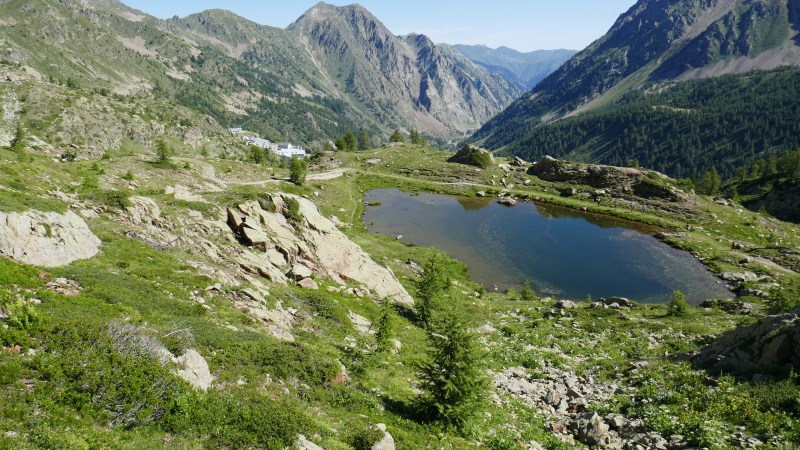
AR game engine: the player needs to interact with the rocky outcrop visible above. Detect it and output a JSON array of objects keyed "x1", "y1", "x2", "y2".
[
  {"x1": 227, "y1": 194, "x2": 413, "y2": 306},
  {"x1": 447, "y1": 145, "x2": 495, "y2": 169},
  {"x1": 529, "y1": 156, "x2": 690, "y2": 201},
  {"x1": 693, "y1": 308, "x2": 800, "y2": 375},
  {"x1": 0, "y1": 209, "x2": 101, "y2": 267}
]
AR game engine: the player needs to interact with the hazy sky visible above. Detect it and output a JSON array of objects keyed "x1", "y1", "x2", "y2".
[{"x1": 122, "y1": 1, "x2": 638, "y2": 52}]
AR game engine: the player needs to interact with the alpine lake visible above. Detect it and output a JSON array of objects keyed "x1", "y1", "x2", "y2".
[{"x1": 363, "y1": 188, "x2": 734, "y2": 305}]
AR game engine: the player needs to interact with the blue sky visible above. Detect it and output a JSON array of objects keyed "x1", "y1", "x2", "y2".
[{"x1": 122, "y1": 1, "x2": 638, "y2": 52}]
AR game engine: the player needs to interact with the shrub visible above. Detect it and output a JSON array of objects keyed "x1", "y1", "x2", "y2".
[
  {"x1": 284, "y1": 197, "x2": 304, "y2": 224},
  {"x1": 46, "y1": 323, "x2": 184, "y2": 428},
  {"x1": 184, "y1": 388, "x2": 311, "y2": 449},
  {"x1": 667, "y1": 291, "x2": 690, "y2": 317},
  {"x1": 347, "y1": 423, "x2": 384, "y2": 450}
]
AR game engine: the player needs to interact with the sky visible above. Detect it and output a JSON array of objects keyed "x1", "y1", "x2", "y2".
[{"x1": 121, "y1": 1, "x2": 638, "y2": 52}]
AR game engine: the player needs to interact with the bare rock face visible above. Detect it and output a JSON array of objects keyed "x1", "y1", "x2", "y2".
[
  {"x1": 0, "y1": 209, "x2": 101, "y2": 267},
  {"x1": 227, "y1": 194, "x2": 414, "y2": 306},
  {"x1": 693, "y1": 308, "x2": 800, "y2": 375},
  {"x1": 530, "y1": 156, "x2": 690, "y2": 201}
]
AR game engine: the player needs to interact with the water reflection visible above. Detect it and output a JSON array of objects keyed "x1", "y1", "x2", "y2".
[{"x1": 363, "y1": 189, "x2": 733, "y2": 305}]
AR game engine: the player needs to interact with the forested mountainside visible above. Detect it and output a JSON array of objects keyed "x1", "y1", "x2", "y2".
[
  {"x1": 471, "y1": 0, "x2": 800, "y2": 175},
  {"x1": 453, "y1": 45, "x2": 576, "y2": 90},
  {"x1": 499, "y1": 67, "x2": 800, "y2": 180}
]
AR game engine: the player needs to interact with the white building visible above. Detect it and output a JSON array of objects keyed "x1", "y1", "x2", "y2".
[
  {"x1": 228, "y1": 127, "x2": 245, "y2": 134},
  {"x1": 276, "y1": 142, "x2": 307, "y2": 159}
]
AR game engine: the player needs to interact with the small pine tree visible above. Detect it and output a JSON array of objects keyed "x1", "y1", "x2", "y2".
[
  {"x1": 409, "y1": 129, "x2": 426, "y2": 146},
  {"x1": 9, "y1": 124, "x2": 25, "y2": 152},
  {"x1": 389, "y1": 129, "x2": 404, "y2": 143},
  {"x1": 289, "y1": 157, "x2": 307, "y2": 185},
  {"x1": 765, "y1": 279, "x2": 800, "y2": 315},
  {"x1": 374, "y1": 302, "x2": 394, "y2": 352},
  {"x1": 357, "y1": 129, "x2": 370, "y2": 152},
  {"x1": 344, "y1": 130, "x2": 357, "y2": 152},
  {"x1": 419, "y1": 309, "x2": 489, "y2": 432},
  {"x1": 520, "y1": 281, "x2": 537, "y2": 301},
  {"x1": 415, "y1": 254, "x2": 449, "y2": 328},
  {"x1": 667, "y1": 290, "x2": 690, "y2": 317},
  {"x1": 155, "y1": 139, "x2": 173, "y2": 164}
]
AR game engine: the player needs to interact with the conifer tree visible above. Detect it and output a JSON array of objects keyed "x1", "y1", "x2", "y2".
[
  {"x1": 357, "y1": 129, "x2": 370, "y2": 151},
  {"x1": 419, "y1": 309, "x2": 489, "y2": 432},
  {"x1": 289, "y1": 157, "x2": 307, "y2": 185},
  {"x1": 389, "y1": 129, "x2": 404, "y2": 143},
  {"x1": 415, "y1": 254, "x2": 448, "y2": 328}
]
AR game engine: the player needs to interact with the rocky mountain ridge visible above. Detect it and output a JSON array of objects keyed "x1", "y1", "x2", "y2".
[
  {"x1": 472, "y1": 0, "x2": 800, "y2": 151},
  {"x1": 287, "y1": 3, "x2": 520, "y2": 136},
  {"x1": 0, "y1": 0, "x2": 519, "y2": 145}
]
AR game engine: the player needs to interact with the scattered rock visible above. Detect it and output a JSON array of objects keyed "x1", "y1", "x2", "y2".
[
  {"x1": 295, "y1": 435, "x2": 324, "y2": 450},
  {"x1": 298, "y1": 278, "x2": 318, "y2": 290},
  {"x1": 348, "y1": 311, "x2": 373, "y2": 335},
  {"x1": 476, "y1": 324, "x2": 498, "y2": 334},
  {"x1": 45, "y1": 278, "x2": 81, "y2": 296},
  {"x1": 166, "y1": 185, "x2": 205, "y2": 202},
  {"x1": 0, "y1": 210, "x2": 101, "y2": 267},
  {"x1": 555, "y1": 300, "x2": 577, "y2": 309},
  {"x1": 498, "y1": 197, "x2": 517, "y2": 207},
  {"x1": 560, "y1": 187, "x2": 577, "y2": 197}
]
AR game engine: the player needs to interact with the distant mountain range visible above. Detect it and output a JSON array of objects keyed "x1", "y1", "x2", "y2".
[
  {"x1": 0, "y1": 0, "x2": 521, "y2": 146},
  {"x1": 470, "y1": 0, "x2": 800, "y2": 178},
  {"x1": 452, "y1": 45, "x2": 576, "y2": 90}
]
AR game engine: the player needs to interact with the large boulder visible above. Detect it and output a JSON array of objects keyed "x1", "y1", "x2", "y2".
[
  {"x1": 448, "y1": 145, "x2": 495, "y2": 169},
  {"x1": 175, "y1": 349, "x2": 213, "y2": 390},
  {"x1": 529, "y1": 156, "x2": 689, "y2": 201},
  {"x1": 0, "y1": 209, "x2": 101, "y2": 267},
  {"x1": 693, "y1": 308, "x2": 800, "y2": 375}
]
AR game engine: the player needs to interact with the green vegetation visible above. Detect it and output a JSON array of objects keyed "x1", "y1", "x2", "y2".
[
  {"x1": 415, "y1": 254, "x2": 449, "y2": 328},
  {"x1": 419, "y1": 309, "x2": 489, "y2": 433},
  {"x1": 499, "y1": 67, "x2": 800, "y2": 180},
  {"x1": 667, "y1": 290, "x2": 690, "y2": 317},
  {"x1": 389, "y1": 129, "x2": 404, "y2": 143},
  {"x1": 520, "y1": 281, "x2": 537, "y2": 301},
  {"x1": 155, "y1": 139, "x2": 174, "y2": 166},
  {"x1": 374, "y1": 302, "x2": 394, "y2": 352},
  {"x1": 8, "y1": 124, "x2": 26, "y2": 153},
  {"x1": 289, "y1": 157, "x2": 308, "y2": 185}
]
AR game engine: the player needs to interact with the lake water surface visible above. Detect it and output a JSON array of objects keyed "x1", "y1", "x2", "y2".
[{"x1": 363, "y1": 189, "x2": 733, "y2": 304}]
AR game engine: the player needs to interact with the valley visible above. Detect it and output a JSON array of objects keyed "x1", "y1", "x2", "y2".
[{"x1": 0, "y1": 0, "x2": 799, "y2": 449}]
